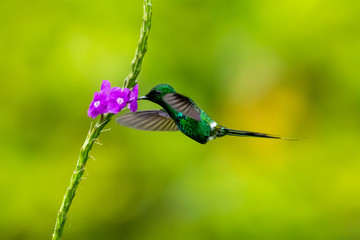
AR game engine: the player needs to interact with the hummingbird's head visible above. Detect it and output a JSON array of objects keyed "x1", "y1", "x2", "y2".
[{"x1": 138, "y1": 84, "x2": 176, "y2": 104}]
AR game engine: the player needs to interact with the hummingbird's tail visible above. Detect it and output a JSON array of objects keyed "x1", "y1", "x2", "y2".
[{"x1": 221, "y1": 127, "x2": 290, "y2": 140}]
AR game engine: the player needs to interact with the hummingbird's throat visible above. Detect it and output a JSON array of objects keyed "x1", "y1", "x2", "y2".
[{"x1": 206, "y1": 121, "x2": 218, "y2": 142}]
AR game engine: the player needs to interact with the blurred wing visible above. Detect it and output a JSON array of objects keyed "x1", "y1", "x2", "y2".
[
  {"x1": 163, "y1": 93, "x2": 201, "y2": 121},
  {"x1": 116, "y1": 110, "x2": 179, "y2": 132}
]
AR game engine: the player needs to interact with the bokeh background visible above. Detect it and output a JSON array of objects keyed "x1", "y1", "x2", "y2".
[{"x1": 1, "y1": 0, "x2": 360, "y2": 239}]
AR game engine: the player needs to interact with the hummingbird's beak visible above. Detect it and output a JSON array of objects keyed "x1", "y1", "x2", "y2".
[{"x1": 137, "y1": 96, "x2": 148, "y2": 100}]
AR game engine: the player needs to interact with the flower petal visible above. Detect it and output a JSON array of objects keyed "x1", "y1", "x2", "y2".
[
  {"x1": 87, "y1": 91, "x2": 108, "y2": 119},
  {"x1": 128, "y1": 100, "x2": 138, "y2": 112},
  {"x1": 100, "y1": 80, "x2": 111, "y2": 94},
  {"x1": 107, "y1": 87, "x2": 130, "y2": 114},
  {"x1": 129, "y1": 84, "x2": 139, "y2": 102},
  {"x1": 122, "y1": 87, "x2": 131, "y2": 97}
]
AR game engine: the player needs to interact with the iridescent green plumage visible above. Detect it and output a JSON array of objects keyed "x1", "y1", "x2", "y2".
[{"x1": 117, "y1": 84, "x2": 285, "y2": 144}]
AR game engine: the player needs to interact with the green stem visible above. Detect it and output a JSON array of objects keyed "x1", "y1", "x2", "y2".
[
  {"x1": 52, "y1": 113, "x2": 112, "y2": 240},
  {"x1": 52, "y1": 0, "x2": 152, "y2": 239},
  {"x1": 123, "y1": 0, "x2": 152, "y2": 89}
]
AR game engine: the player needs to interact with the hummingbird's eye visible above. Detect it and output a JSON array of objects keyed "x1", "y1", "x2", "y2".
[{"x1": 155, "y1": 90, "x2": 162, "y2": 95}]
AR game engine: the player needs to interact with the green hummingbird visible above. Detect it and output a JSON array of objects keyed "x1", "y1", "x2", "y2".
[{"x1": 117, "y1": 84, "x2": 288, "y2": 144}]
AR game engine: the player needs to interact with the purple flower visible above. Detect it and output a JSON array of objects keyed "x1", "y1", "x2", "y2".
[
  {"x1": 128, "y1": 84, "x2": 139, "y2": 112},
  {"x1": 87, "y1": 80, "x2": 111, "y2": 119},
  {"x1": 128, "y1": 100, "x2": 138, "y2": 112},
  {"x1": 101, "y1": 80, "x2": 111, "y2": 93},
  {"x1": 107, "y1": 87, "x2": 130, "y2": 114},
  {"x1": 87, "y1": 91, "x2": 108, "y2": 119},
  {"x1": 87, "y1": 81, "x2": 139, "y2": 118}
]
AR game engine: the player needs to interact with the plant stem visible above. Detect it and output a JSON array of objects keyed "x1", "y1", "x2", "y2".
[
  {"x1": 52, "y1": 113, "x2": 112, "y2": 240},
  {"x1": 52, "y1": 0, "x2": 152, "y2": 239},
  {"x1": 123, "y1": 0, "x2": 152, "y2": 89}
]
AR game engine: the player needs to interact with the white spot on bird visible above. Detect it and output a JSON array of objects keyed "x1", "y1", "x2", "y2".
[
  {"x1": 207, "y1": 135, "x2": 216, "y2": 142},
  {"x1": 210, "y1": 121, "x2": 217, "y2": 130}
]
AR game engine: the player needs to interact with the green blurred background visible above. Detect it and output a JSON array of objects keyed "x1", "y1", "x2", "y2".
[{"x1": 1, "y1": 0, "x2": 360, "y2": 239}]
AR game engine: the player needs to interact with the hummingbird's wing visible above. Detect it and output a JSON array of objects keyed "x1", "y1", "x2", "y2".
[
  {"x1": 163, "y1": 93, "x2": 201, "y2": 121},
  {"x1": 116, "y1": 110, "x2": 179, "y2": 131}
]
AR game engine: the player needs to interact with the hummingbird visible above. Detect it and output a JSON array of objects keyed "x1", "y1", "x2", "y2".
[{"x1": 117, "y1": 84, "x2": 288, "y2": 144}]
